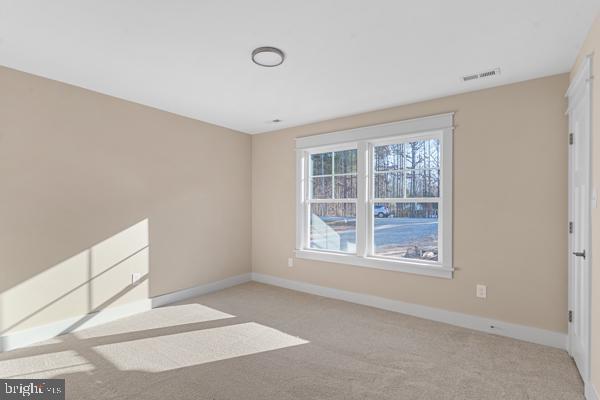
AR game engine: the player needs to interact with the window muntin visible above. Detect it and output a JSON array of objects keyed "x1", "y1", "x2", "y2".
[
  {"x1": 304, "y1": 139, "x2": 443, "y2": 262},
  {"x1": 310, "y1": 149, "x2": 357, "y2": 200},
  {"x1": 308, "y1": 149, "x2": 357, "y2": 253},
  {"x1": 296, "y1": 114, "x2": 453, "y2": 277}
]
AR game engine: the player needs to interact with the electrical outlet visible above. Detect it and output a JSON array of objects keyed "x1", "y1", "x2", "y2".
[
  {"x1": 476, "y1": 284, "x2": 487, "y2": 299},
  {"x1": 131, "y1": 272, "x2": 142, "y2": 285},
  {"x1": 288, "y1": 258, "x2": 294, "y2": 267}
]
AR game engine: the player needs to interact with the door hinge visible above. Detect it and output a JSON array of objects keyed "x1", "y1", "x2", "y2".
[
  {"x1": 569, "y1": 133, "x2": 574, "y2": 145},
  {"x1": 569, "y1": 221, "x2": 573, "y2": 234},
  {"x1": 569, "y1": 310, "x2": 573, "y2": 323}
]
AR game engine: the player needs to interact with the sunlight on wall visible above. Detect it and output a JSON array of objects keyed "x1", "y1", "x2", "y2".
[
  {"x1": 89, "y1": 219, "x2": 149, "y2": 309},
  {"x1": 93, "y1": 322, "x2": 308, "y2": 372},
  {"x1": 0, "y1": 220, "x2": 150, "y2": 335},
  {"x1": 1, "y1": 252, "x2": 90, "y2": 334}
]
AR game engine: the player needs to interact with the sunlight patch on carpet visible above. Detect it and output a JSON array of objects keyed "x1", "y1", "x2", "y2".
[
  {"x1": 93, "y1": 322, "x2": 308, "y2": 372},
  {"x1": 74, "y1": 303, "x2": 235, "y2": 339},
  {"x1": 0, "y1": 350, "x2": 94, "y2": 378}
]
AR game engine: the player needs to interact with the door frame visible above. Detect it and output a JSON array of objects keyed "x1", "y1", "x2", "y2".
[{"x1": 566, "y1": 53, "x2": 592, "y2": 384}]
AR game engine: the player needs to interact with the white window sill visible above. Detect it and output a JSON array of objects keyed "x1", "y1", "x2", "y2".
[{"x1": 294, "y1": 249, "x2": 453, "y2": 279}]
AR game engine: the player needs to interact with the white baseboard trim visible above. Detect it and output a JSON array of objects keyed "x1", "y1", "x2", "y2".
[
  {"x1": 0, "y1": 299, "x2": 152, "y2": 352},
  {"x1": 586, "y1": 383, "x2": 599, "y2": 400},
  {"x1": 151, "y1": 273, "x2": 252, "y2": 308},
  {"x1": 251, "y1": 272, "x2": 567, "y2": 350},
  {"x1": 2, "y1": 272, "x2": 565, "y2": 353},
  {"x1": 1, "y1": 272, "x2": 252, "y2": 353}
]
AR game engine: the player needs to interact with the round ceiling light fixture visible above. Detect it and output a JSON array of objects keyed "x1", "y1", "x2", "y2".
[{"x1": 252, "y1": 47, "x2": 285, "y2": 67}]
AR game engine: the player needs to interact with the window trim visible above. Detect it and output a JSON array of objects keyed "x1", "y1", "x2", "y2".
[{"x1": 295, "y1": 113, "x2": 453, "y2": 279}]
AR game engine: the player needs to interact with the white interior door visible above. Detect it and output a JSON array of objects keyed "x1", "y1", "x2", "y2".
[{"x1": 567, "y1": 55, "x2": 592, "y2": 383}]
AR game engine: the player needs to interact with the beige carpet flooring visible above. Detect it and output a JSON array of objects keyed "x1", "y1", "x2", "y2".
[{"x1": 0, "y1": 282, "x2": 583, "y2": 399}]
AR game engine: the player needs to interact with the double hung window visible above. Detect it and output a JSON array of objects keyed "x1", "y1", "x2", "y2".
[{"x1": 295, "y1": 113, "x2": 453, "y2": 278}]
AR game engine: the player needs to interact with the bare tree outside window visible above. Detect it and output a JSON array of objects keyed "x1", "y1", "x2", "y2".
[{"x1": 373, "y1": 138, "x2": 440, "y2": 261}]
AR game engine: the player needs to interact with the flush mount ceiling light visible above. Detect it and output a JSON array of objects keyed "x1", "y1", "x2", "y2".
[{"x1": 252, "y1": 47, "x2": 285, "y2": 67}]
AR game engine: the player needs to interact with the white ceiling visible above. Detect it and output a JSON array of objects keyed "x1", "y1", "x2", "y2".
[{"x1": 0, "y1": 1, "x2": 598, "y2": 134}]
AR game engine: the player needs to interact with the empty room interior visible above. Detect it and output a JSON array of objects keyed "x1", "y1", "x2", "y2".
[{"x1": 1, "y1": 1, "x2": 600, "y2": 399}]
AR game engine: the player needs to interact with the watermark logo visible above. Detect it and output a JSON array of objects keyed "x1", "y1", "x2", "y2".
[{"x1": 0, "y1": 380, "x2": 64, "y2": 399}]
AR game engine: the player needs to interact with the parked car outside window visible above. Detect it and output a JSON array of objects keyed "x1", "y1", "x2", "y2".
[{"x1": 374, "y1": 205, "x2": 391, "y2": 218}]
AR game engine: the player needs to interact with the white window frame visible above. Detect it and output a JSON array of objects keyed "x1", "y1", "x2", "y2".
[{"x1": 295, "y1": 113, "x2": 453, "y2": 279}]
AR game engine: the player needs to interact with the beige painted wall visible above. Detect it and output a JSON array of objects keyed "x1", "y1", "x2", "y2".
[
  {"x1": 253, "y1": 74, "x2": 569, "y2": 333},
  {"x1": 0, "y1": 66, "x2": 251, "y2": 334},
  {"x1": 571, "y1": 13, "x2": 600, "y2": 395},
  {"x1": 0, "y1": 56, "x2": 572, "y2": 348}
]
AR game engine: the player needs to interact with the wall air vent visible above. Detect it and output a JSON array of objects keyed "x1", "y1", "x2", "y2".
[{"x1": 462, "y1": 68, "x2": 501, "y2": 82}]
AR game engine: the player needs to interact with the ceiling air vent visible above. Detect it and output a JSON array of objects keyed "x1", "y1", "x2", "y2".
[{"x1": 462, "y1": 68, "x2": 501, "y2": 82}]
